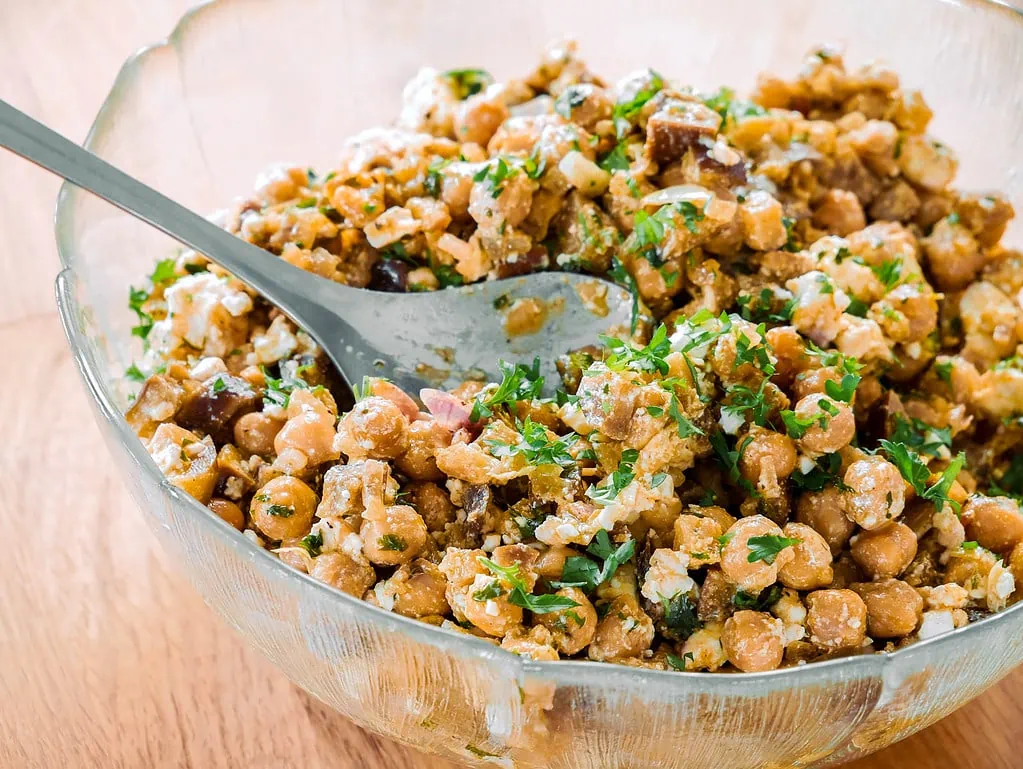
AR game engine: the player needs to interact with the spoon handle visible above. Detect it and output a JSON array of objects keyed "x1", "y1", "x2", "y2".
[{"x1": 0, "y1": 98, "x2": 336, "y2": 337}]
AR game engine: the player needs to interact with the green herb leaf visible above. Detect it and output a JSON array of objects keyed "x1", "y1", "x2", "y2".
[
  {"x1": 747, "y1": 534, "x2": 800, "y2": 564},
  {"x1": 378, "y1": 534, "x2": 408, "y2": 552},
  {"x1": 485, "y1": 417, "x2": 579, "y2": 469},
  {"x1": 660, "y1": 591, "x2": 701, "y2": 639},
  {"x1": 265, "y1": 504, "x2": 295, "y2": 518},
  {"x1": 587, "y1": 450, "x2": 639, "y2": 505},
  {"x1": 442, "y1": 68, "x2": 493, "y2": 99},
  {"x1": 299, "y1": 531, "x2": 324, "y2": 557},
  {"x1": 469, "y1": 358, "x2": 544, "y2": 421},
  {"x1": 124, "y1": 363, "x2": 146, "y2": 382}
]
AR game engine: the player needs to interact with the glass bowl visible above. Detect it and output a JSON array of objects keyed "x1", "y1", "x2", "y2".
[{"x1": 54, "y1": 0, "x2": 1023, "y2": 765}]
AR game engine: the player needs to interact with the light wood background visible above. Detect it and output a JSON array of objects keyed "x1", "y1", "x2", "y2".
[{"x1": 1, "y1": 1, "x2": 1020, "y2": 767}]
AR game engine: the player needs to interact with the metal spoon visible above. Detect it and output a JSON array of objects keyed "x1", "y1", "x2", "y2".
[{"x1": 0, "y1": 98, "x2": 632, "y2": 395}]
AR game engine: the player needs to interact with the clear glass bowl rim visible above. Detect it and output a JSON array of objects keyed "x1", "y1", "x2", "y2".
[{"x1": 52, "y1": 0, "x2": 1023, "y2": 695}]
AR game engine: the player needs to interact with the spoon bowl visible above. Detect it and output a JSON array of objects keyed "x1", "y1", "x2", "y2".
[{"x1": 0, "y1": 98, "x2": 631, "y2": 395}]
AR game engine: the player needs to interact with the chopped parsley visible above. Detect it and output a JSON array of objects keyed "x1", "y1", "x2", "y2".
[
  {"x1": 824, "y1": 372, "x2": 861, "y2": 403},
  {"x1": 599, "y1": 324, "x2": 671, "y2": 375},
  {"x1": 701, "y1": 86, "x2": 767, "y2": 127},
  {"x1": 879, "y1": 440, "x2": 966, "y2": 512},
  {"x1": 128, "y1": 258, "x2": 180, "y2": 344},
  {"x1": 710, "y1": 432, "x2": 755, "y2": 493},
  {"x1": 598, "y1": 139, "x2": 631, "y2": 172},
  {"x1": 551, "y1": 530, "x2": 637, "y2": 592},
  {"x1": 261, "y1": 366, "x2": 316, "y2": 409},
  {"x1": 554, "y1": 85, "x2": 589, "y2": 119},
  {"x1": 722, "y1": 380, "x2": 772, "y2": 428},
  {"x1": 424, "y1": 157, "x2": 454, "y2": 197},
  {"x1": 433, "y1": 263, "x2": 465, "y2": 288},
  {"x1": 889, "y1": 414, "x2": 952, "y2": 457},
  {"x1": 124, "y1": 363, "x2": 146, "y2": 382},
  {"x1": 608, "y1": 256, "x2": 641, "y2": 335},
  {"x1": 265, "y1": 504, "x2": 295, "y2": 518},
  {"x1": 746, "y1": 534, "x2": 800, "y2": 564},
  {"x1": 469, "y1": 357, "x2": 545, "y2": 421},
  {"x1": 442, "y1": 68, "x2": 493, "y2": 99},
  {"x1": 378, "y1": 534, "x2": 408, "y2": 552},
  {"x1": 934, "y1": 360, "x2": 954, "y2": 385},
  {"x1": 736, "y1": 288, "x2": 795, "y2": 324},
  {"x1": 612, "y1": 70, "x2": 664, "y2": 138},
  {"x1": 666, "y1": 653, "x2": 694, "y2": 671},
  {"x1": 732, "y1": 584, "x2": 784, "y2": 611},
  {"x1": 299, "y1": 531, "x2": 324, "y2": 557},
  {"x1": 870, "y1": 258, "x2": 903, "y2": 290},
  {"x1": 791, "y1": 453, "x2": 850, "y2": 492},
  {"x1": 587, "y1": 449, "x2": 639, "y2": 505},
  {"x1": 660, "y1": 592, "x2": 701, "y2": 640},
  {"x1": 478, "y1": 557, "x2": 580, "y2": 614},
  {"x1": 486, "y1": 418, "x2": 579, "y2": 469},
  {"x1": 989, "y1": 455, "x2": 1023, "y2": 500},
  {"x1": 780, "y1": 405, "x2": 831, "y2": 439}
]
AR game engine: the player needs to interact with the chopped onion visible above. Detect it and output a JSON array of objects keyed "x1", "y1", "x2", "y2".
[
  {"x1": 420, "y1": 388, "x2": 472, "y2": 431},
  {"x1": 558, "y1": 151, "x2": 610, "y2": 197}
]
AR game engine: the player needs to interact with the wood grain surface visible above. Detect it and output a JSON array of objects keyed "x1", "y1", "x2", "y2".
[{"x1": 0, "y1": 1, "x2": 1020, "y2": 767}]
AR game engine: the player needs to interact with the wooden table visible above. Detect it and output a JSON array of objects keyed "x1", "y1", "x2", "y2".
[{"x1": 1, "y1": 1, "x2": 1020, "y2": 766}]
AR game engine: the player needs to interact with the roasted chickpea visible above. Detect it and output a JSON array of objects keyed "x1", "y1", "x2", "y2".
[
  {"x1": 587, "y1": 597, "x2": 655, "y2": 661},
  {"x1": 806, "y1": 589, "x2": 868, "y2": 649},
  {"x1": 233, "y1": 411, "x2": 285, "y2": 457},
  {"x1": 534, "y1": 545, "x2": 577, "y2": 581},
  {"x1": 274, "y1": 389, "x2": 339, "y2": 466},
  {"x1": 793, "y1": 393, "x2": 855, "y2": 456},
  {"x1": 501, "y1": 626, "x2": 560, "y2": 661},
  {"x1": 361, "y1": 505, "x2": 429, "y2": 566},
  {"x1": 721, "y1": 610, "x2": 785, "y2": 672},
  {"x1": 674, "y1": 514, "x2": 724, "y2": 567},
  {"x1": 842, "y1": 456, "x2": 906, "y2": 530},
  {"x1": 852, "y1": 579, "x2": 922, "y2": 638},
  {"x1": 720, "y1": 515, "x2": 795, "y2": 593},
  {"x1": 796, "y1": 486, "x2": 857, "y2": 554},
  {"x1": 792, "y1": 367, "x2": 844, "y2": 402},
  {"x1": 394, "y1": 418, "x2": 452, "y2": 481},
  {"x1": 405, "y1": 481, "x2": 456, "y2": 532},
  {"x1": 335, "y1": 396, "x2": 410, "y2": 460},
  {"x1": 961, "y1": 494, "x2": 1023, "y2": 554},
  {"x1": 251, "y1": 475, "x2": 318, "y2": 540},
  {"x1": 309, "y1": 551, "x2": 377, "y2": 597},
  {"x1": 388, "y1": 560, "x2": 450, "y2": 618},
  {"x1": 462, "y1": 573, "x2": 524, "y2": 638},
  {"x1": 536, "y1": 587, "x2": 598, "y2": 655},
  {"x1": 690, "y1": 504, "x2": 738, "y2": 533},
  {"x1": 850, "y1": 521, "x2": 918, "y2": 579},
  {"x1": 777, "y1": 522, "x2": 834, "y2": 590},
  {"x1": 739, "y1": 427, "x2": 798, "y2": 489},
  {"x1": 208, "y1": 497, "x2": 245, "y2": 531},
  {"x1": 766, "y1": 325, "x2": 810, "y2": 389}
]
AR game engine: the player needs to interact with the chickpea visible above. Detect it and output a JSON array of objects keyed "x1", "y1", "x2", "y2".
[
  {"x1": 388, "y1": 559, "x2": 450, "y2": 618},
  {"x1": 587, "y1": 597, "x2": 655, "y2": 661},
  {"x1": 674, "y1": 514, "x2": 724, "y2": 568},
  {"x1": 842, "y1": 456, "x2": 906, "y2": 530},
  {"x1": 335, "y1": 396, "x2": 410, "y2": 460},
  {"x1": 961, "y1": 495, "x2": 1023, "y2": 554},
  {"x1": 250, "y1": 475, "x2": 318, "y2": 541},
  {"x1": 462, "y1": 574, "x2": 524, "y2": 638},
  {"x1": 721, "y1": 610, "x2": 785, "y2": 672},
  {"x1": 792, "y1": 367, "x2": 844, "y2": 402},
  {"x1": 720, "y1": 515, "x2": 795, "y2": 593},
  {"x1": 739, "y1": 427, "x2": 798, "y2": 489},
  {"x1": 534, "y1": 545, "x2": 577, "y2": 581},
  {"x1": 536, "y1": 587, "x2": 598, "y2": 655},
  {"x1": 233, "y1": 411, "x2": 285, "y2": 458},
  {"x1": 361, "y1": 505, "x2": 429, "y2": 566},
  {"x1": 274, "y1": 389, "x2": 339, "y2": 467},
  {"x1": 792, "y1": 393, "x2": 855, "y2": 456},
  {"x1": 806, "y1": 589, "x2": 868, "y2": 649},
  {"x1": 850, "y1": 521, "x2": 918, "y2": 579},
  {"x1": 690, "y1": 504, "x2": 738, "y2": 533},
  {"x1": 766, "y1": 325, "x2": 810, "y2": 389},
  {"x1": 852, "y1": 579, "x2": 922, "y2": 638},
  {"x1": 404, "y1": 481, "x2": 456, "y2": 532},
  {"x1": 309, "y1": 551, "x2": 377, "y2": 597},
  {"x1": 147, "y1": 423, "x2": 219, "y2": 504},
  {"x1": 491, "y1": 544, "x2": 540, "y2": 591},
  {"x1": 208, "y1": 497, "x2": 245, "y2": 531},
  {"x1": 777, "y1": 522, "x2": 834, "y2": 590},
  {"x1": 796, "y1": 486, "x2": 857, "y2": 554},
  {"x1": 394, "y1": 418, "x2": 452, "y2": 481}
]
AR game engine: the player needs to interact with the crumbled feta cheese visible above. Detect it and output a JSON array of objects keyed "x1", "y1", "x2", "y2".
[
  {"x1": 375, "y1": 581, "x2": 398, "y2": 611},
  {"x1": 189, "y1": 356, "x2": 228, "y2": 382},
  {"x1": 485, "y1": 600, "x2": 500, "y2": 617},
  {"x1": 482, "y1": 533, "x2": 501, "y2": 552},
  {"x1": 641, "y1": 549, "x2": 694, "y2": 602},
  {"x1": 918, "y1": 610, "x2": 956, "y2": 640},
  {"x1": 718, "y1": 408, "x2": 745, "y2": 436}
]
